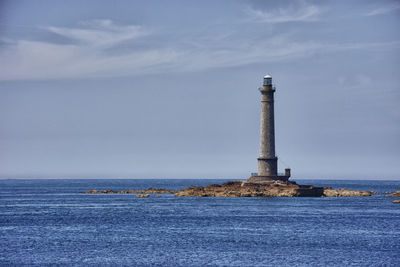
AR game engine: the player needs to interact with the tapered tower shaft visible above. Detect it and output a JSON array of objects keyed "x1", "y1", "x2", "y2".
[{"x1": 257, "y1": 75, "x2": 278, "y2": 176}]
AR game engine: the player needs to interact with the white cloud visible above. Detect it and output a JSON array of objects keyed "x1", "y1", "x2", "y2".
[
  {"x1": 0, "y1": 19, "x2": 398, "y2": 81},
  {"x1": 365, "y1": 2, "x2": 400, "y2": 16},
  {"x1": 0, "y1": 38, "x2": 182, "y2": 80},
  {"x1": 0, "y1": 20, "x2": 172, "y2": 80},
  {"x1": 0, "y1": 30, "x2": 322, "y2": 81},
  {"x1": 46, "y1": 19, "x2": 148, "y2": 47},
  {"x1": 245, "y1": 3, "x2": 321, "y2": 23}
]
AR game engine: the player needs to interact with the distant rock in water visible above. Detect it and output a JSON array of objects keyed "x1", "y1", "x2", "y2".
[
  {"x1": 323, "y1": 188, "x2": 374, "y2": 197},
  {"x1": 133, "y1": 188, "x2": 176, "y2": 194},
  {"x1": 83, "y1": 188, "x2": 176, "y2": 194},
  {"x1": 386, "y1": 190, "x2": 400, "y2": 197},
  {"x1": 85, "y1": 189, "x2": 117, "y2": 194},
  {"x1": 387, "y1": 190, "x2": 400, "y2": 204},
  {"x1": 136, "y1": 194, "x2": 150, "y2": 198},
  {"x1": 173, "y1": 181, "x2": 375, "y2": 198}
]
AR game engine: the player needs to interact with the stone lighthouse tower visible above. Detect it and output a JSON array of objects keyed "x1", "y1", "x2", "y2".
[{"x1": 248, "y1": 74, "x2": 290, "y2": 183}]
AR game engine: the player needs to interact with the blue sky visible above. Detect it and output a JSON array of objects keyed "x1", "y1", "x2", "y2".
[{"x1": 0, "y1": 0, "x2": 399, "y2": 179}]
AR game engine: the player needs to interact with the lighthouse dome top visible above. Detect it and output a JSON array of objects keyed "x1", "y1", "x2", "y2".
[{"x1": 263, "y1": 74, "x2": 272, "y2": 85}]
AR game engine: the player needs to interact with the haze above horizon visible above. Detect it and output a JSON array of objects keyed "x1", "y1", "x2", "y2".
[{"x1": 0, "y1": 0, "x2": 399, "y2": 179}]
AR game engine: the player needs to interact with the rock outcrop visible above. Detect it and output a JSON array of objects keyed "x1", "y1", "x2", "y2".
[
  {"x1": 322, "y1": 188, "x2": 374, "y2": 197},
  {"x1": 136, "y1": 194, "x2": 150, "y2": 198},
  {"x1": 84, "y1": 188, "x2": 176, "y2": 194},
  {"x1": 386, "y1": 190, "x2": 400, "y2": 197},
  {"x1": 83, "y1": 182, "x2": 375, "y2": 198},
  {"x1": 132, "y1": 188, "x2": 176, "y2": 194},
  {"x1": 173, "y1": 181, "x2": 374, "y2": 198}
]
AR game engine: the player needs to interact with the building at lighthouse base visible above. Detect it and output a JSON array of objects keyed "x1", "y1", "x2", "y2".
[{"x1": 247, "y1": 168, "x2": 291, "y2": 184}]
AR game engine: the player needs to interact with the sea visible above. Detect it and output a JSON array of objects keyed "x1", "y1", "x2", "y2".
[{"x1": 0, "y1": 179, "x2": 399, "y2": 266}]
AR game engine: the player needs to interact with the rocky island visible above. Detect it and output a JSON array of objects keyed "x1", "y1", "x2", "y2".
[
  {"x1": 173, "y1": 180, "x2": 375, "y2": 197},
  {"x1": 84, "y1": 180, "x2": 375, "y2": 198}
]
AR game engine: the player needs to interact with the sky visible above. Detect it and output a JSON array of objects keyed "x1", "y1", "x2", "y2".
[{"x1": 0, "y1": 0, "x2": 399, "y2": 179}]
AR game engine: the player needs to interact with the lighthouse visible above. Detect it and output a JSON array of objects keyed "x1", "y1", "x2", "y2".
[{"x1": 248, "y1": 74, "x2": 290, "y2": 183}]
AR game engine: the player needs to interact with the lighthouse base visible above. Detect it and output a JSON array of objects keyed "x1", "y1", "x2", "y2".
[{"x1": 246, "y1": 175, "x2": 290, "y2": 185}]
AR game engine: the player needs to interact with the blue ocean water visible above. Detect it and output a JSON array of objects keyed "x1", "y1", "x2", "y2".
[{"x1": 1, "y1": 179, "x2": 399, "y2": 266}]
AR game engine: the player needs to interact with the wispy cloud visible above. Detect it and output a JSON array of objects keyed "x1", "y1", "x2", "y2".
[
  {"x1": 0, "y1": 20, "x2": 169, "y2": 80},
  {"x1": 0, "y1": 38, "x2": 181, "y2": 80},
  {"x1": 365, "y1": 2, "x2": 400, "y2": 16},
  {"x1": 46, "y1": 19, "x2": 148, "y2": 47},
  {"x1": 0, "y1": 19, "x2": 398, "y2": 81},
  {"x1": 245, "y1": 2, "x2": 322, "y2": 23}
]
